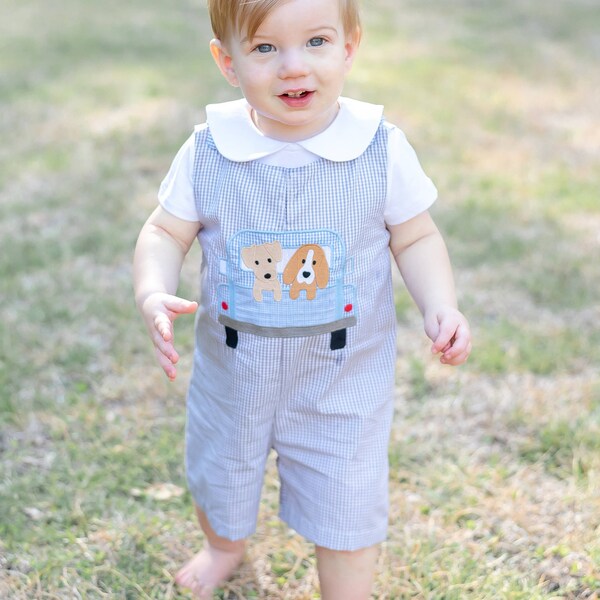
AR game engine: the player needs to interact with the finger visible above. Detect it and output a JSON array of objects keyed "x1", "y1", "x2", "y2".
[
  {"x1": 431, "y1": 321, "x2": 458, "y2": 354},
  {"x1": 441, "y1": 351, "x2": 469, "y2": 366},
  {"x1": 448, "y1": 324, "x2": 471, "y2": 354},
  {"x1": 152, "y1": 330, "x2": 179, "y2": 364},
  {"x1": 154, "y1": 313, "x2": 174, "y2": 342},
  {"x1": 437, "y1": 319, "x2": 469, "y2": 351},
  {"x1": 440, "y1": 341, "x2": 453, "y2": 354},
  {"x1": 441, "y1": 340, "x2": 472, "y2": 365},
  {"x1": 164, "y1": 297, "x2": 198, "y2": 316},
  {"x1": 155, "y1": 347, "x2": 178, "y2": 380}
]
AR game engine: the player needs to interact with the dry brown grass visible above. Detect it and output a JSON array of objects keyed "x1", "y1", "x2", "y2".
[{"x1": 1, "y1": 0, "x2": 599, "y2": 598}]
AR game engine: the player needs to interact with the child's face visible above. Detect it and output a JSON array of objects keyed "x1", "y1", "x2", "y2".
[{"x1": 210, "y1": 0, "x2": 359, "y2": 141}]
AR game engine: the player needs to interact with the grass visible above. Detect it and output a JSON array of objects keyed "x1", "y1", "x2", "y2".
[{"x1": 1, "y1": 0, "x2": 599, "y2": 597}]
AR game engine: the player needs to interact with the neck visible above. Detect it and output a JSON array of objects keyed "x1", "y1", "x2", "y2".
[{"x1": 249, "y1": 103, "x2": 341, "y2": 142}]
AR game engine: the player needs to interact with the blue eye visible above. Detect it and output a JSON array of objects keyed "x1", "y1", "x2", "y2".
[
  {"x1": 255, "y1": 43, "x2": 274, "y2": 53},
  {"x1": 308, "y1": 37, "x2": 325, "y2": 47}
]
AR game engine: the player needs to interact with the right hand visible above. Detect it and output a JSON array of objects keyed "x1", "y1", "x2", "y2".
[{"x1": 139, "y1": 292, "x2": 198, "y2": 380}]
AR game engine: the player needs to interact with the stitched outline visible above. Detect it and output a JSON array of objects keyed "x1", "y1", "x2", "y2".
[{"x1": 219, "y1": 228, "x2": 357, "y2": 336}]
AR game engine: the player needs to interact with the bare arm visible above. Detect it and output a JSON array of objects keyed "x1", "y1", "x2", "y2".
[
  {"x1": 133, "y1": 206, "x2": 201, "y2": 379},
  {"x1": 388, "y1": 210, "x2": 471, "y2": 365}
]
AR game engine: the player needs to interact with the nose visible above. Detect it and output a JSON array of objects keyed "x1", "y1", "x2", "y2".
[{"x1": 277, "y1": 48, "x2": 309, "y2": 79}]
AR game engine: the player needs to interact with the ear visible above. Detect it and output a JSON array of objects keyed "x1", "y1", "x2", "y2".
[
  {"x1": 241, "y1": 246, "x2": 254, "y2": 268},
  {"x1": 282, "y1": 250, "x2": 300, "y2": 284},
  {"x1": 269, "y1": 241, "x2": 283, "y2": 262},
  {"x1": 314, "y1": 247, "x2": 330, "y2": 288},
  {"x1": 343, "y1": 26, "x2": 361, "y2": 72},
  {"x1": 210, "y1": 38, "x2": 239, "y2": 87}
]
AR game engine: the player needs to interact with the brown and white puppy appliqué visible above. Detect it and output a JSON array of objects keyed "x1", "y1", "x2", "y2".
[
  {"x1": 241, "y1": 241, "x2": 283, "y2": 302},
  {"x1": 283, "y1": 244, "x2": 329, "y2": 300}
]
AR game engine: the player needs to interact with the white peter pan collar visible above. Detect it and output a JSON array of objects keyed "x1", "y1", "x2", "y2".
[{"x1": 204, "y1": 97, "x2": 383, "y2": 163}]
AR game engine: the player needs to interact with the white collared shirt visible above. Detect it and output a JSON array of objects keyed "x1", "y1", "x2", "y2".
[{"x1": 158, "y1": 97, "x2": 437, "y2": 224}]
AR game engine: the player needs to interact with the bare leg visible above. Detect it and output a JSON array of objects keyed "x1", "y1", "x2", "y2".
[
  {"x1": 175, "y1": 505, "x2": 246, "y2": 599},
  {"x1": 315, "y1": 544, "x2": 379, "y2": 600}
]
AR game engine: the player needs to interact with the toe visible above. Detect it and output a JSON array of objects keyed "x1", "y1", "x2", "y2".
[
  {"x1": 174, "y1": 566, "x2": 194, "y2": 588},
  {"x1": 192, "y1": 581, "x2": 213, "y2": 599}
]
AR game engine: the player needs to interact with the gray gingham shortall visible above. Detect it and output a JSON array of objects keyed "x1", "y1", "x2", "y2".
[{"x1": 185, "y1": 118, "x2": 397, "y2": 551}]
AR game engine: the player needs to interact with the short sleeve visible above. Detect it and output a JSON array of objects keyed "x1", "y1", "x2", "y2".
[
  {"x1": 157, "y1": 132, "x2": 200, "y2": 222},
  {"x1": 384, "y1": 124, "x2": 438, "y2": 225}
]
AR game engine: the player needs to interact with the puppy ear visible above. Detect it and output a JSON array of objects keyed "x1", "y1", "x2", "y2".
[
  {"x1": 314, "y1": 246, "x2": 330, "y2": 288},
  {"x1": 264, "y1": 241, "x2": 282, "y2": 263},
  {"x1": 282, "y1": 248, "x2": 300, "y2": 284},
  {"x1": 269, "y1": 241, "x2": 282, "y2": 262},
  {"x1": 241, "y1": 246, "x2": 254, "y2": 268}
]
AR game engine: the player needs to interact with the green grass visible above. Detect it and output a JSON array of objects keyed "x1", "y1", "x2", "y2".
[
  {"x1": 1, "y1": 0, "x2": 599, "y2": 597},
  {"x1": 469, "y1": 317, "x2": 600, "y2": 375}
]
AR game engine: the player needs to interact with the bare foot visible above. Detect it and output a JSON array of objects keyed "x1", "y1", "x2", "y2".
[{"x1": 175, "y1": 543, "x2": 245, "y2": 598}]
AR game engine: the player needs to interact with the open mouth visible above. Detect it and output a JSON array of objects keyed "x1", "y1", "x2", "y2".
[
  {"x1": 278, "y1": 90, "x2": 315, "y2": 107},
  {"x1": 281, "y1": 90, "x2": 311, "y2": 98}
]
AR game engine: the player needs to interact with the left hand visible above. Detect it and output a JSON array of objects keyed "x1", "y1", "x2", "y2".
[{"x1": 424, "y1": 305, "x2": 472, "y2": 366}]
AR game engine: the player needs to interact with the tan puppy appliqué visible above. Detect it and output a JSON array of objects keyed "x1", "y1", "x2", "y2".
[
  {"x1": 241, "y1": 241, "x2": 283, "y2": 302},
  {"x1": 283, "y1": 244, "x2": 330, "y2": 300}
]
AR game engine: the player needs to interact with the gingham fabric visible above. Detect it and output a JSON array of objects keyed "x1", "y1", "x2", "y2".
[{"x1": 185, "y1": 114, "x2": 399, "y2": 551}]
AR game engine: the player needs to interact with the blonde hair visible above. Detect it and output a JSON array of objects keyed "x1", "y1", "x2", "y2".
[{"x1": 207, "y1": 0, "x2": 361, "y2": 42}]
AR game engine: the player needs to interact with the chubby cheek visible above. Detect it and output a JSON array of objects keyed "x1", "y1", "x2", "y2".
[
  {"x1": 237, "y1": 70, "x2": 271, "y2": 97},
  {"x1": 314, "y1": 59, "x2": 347, "y2": 86}
]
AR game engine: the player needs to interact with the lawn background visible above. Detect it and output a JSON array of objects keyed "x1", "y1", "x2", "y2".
[{"x1": 1, "y1": 0, "x2": 599, "y2": 598}]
